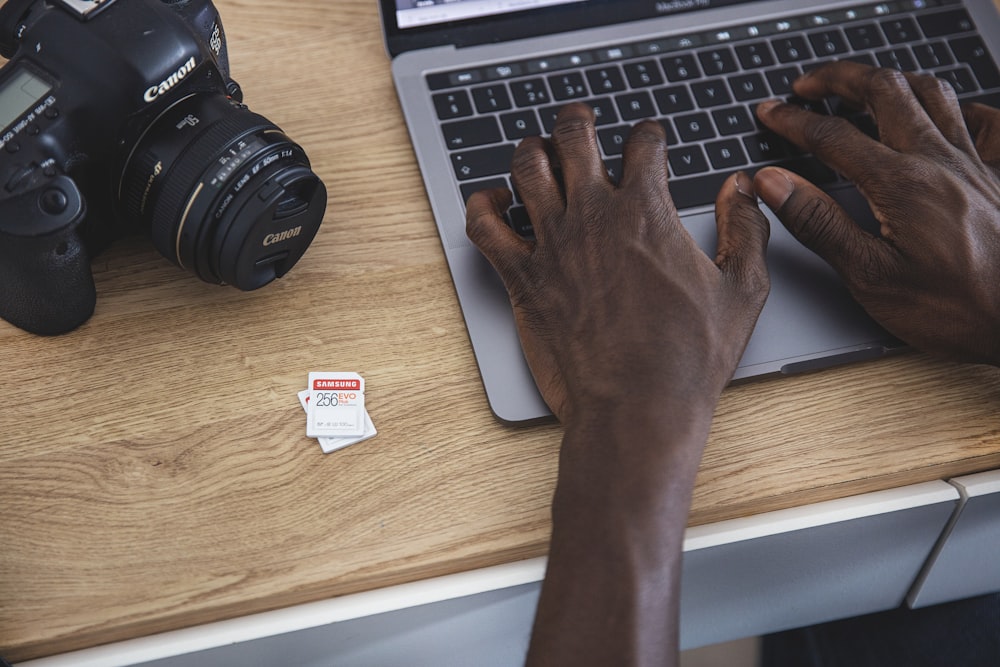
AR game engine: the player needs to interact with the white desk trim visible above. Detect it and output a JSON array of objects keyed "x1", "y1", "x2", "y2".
[{"x1": 20, "y1": 479, "x2": 960, "y2": 666}]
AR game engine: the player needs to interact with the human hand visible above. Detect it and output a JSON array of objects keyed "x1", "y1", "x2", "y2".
[
  {"x1": 466, "y1": 103, "x2": 770, "y2": 422},
  {"x1": 755, "y1": 61, "x2": 1000, "y2": 366}
]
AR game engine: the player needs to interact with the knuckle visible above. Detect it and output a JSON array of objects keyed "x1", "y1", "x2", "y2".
[
  {"x1": 788, "y1": 195, "x2": 842, "y2": 248},
  {"x1": 628, "y1": 119, "x2": 666, "y2": 145},
  {"x1": 846, "y1": 245, "x2": 893, "y2": 294},
  {"x1": 801, "y1": 115, "x2": 856, "y2": 154},
  {"x1": 863, "y1": 66, "x2": 910, "y2": 99},
  {"x1": 551, "y1": 115, "x2": 595, "y2": 146},
  {"x1": 738, "y1": 258, "x2": 771, "y2": 302},
  {"x1": 510, "y1": 142, "x2": 551, "y2": 181},
  {"x1": 465, "y1": 208, "x2": 496, "y2": 244},
  {"x1": 912, "y1": 72, "x2": 959, "y2": 102}
]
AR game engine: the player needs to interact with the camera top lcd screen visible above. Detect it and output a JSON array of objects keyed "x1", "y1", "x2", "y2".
[
  {"x1": 0, "y1": 67, "x2": 52, "y2": 133},
  {"x1": 395, "y1": 0, "x2": 586, "y2": 29}
]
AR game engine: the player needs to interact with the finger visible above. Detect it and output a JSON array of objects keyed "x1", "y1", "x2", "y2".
[
  {"x1": 714, "y1": 172, "x2": 770, "y2": 316},
  {"x1": 753, "y1": 166, "x2": 888, "y2": 280},
  {"x1": 465, "y1": 187, "x2": 531, "y2": 286},
  {"x1": 548, "y1": 102, "x2": 611, "y2": 200},
  {"x1": 619, "y1": 119, "x2": 669, "y2": 192},
  {"x1": 963, "y1": 102, "x2": 1000, "y2": 169},
  {"x1": 903, "y1": 71, "x2": 978, "y2": 155},
  {"x1": 509, "y1": 136, "x2": 565, "y2": 243},
  {"x1": 792, "y1": 62, "x2": 948, "y2": 154},
  {"x1": 756, "y1": 99, "x2": 898, "y2": 188}
]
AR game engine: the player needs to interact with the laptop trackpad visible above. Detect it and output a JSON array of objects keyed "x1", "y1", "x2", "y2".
[{"x1": 682, "y1": 196, "x2": 894, "y2": 380}]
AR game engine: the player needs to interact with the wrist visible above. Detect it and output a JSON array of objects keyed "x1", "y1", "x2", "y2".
[{"x1": 553, "y1": 393, "x2": 717, "y2": 524}]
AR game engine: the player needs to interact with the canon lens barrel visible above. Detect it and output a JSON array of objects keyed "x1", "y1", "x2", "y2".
[{"x1": 120, "y1": 93, "x2": 326, "y2": 290}]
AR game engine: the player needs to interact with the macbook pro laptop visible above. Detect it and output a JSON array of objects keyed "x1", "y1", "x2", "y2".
[{"x1": 382, "y1": 0, "x2": 1000, "y2": 423}]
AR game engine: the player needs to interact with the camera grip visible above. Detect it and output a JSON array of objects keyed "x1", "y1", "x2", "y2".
[{"x1": 0, "y1": 177, "x2": 96, "y2": 335}]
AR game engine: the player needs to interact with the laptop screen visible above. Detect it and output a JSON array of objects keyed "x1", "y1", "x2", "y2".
[
  {"x1": 382, "y1": 0, "x2": 757, "y2": 56},
  {"x1": 396, "y1": 0, "x2": 588, "y2": 30}
]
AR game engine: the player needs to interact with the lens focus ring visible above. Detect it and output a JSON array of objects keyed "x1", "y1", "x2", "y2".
[{"x1": 121, "y1": 94, "x2": 326, "y2": 290}]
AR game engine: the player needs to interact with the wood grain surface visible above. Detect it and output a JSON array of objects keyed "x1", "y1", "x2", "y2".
[{"x1": 2, "y1": 0, "x2": 999, "y2": 661}]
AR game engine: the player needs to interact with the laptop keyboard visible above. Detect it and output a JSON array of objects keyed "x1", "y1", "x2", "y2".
[{"x1": 425, "y1": 0, "x2": 1000, "y2": 236}]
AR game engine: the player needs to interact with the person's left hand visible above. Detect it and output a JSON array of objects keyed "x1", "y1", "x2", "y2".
[{"x1": 465, "y1": 103, "x2": 771, "y2": 423}]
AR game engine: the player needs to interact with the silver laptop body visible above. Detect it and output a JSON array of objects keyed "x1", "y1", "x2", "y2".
[{"x1": 383, "y1": 0, "x2": 1000, "y2": 422}]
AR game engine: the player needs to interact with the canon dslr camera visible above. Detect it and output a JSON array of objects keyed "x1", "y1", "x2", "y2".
[{"x1": 0, "y1": 0, "x2": 327, "y2": 334}]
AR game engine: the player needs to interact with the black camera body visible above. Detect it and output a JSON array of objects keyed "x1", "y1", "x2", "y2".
[{"x1": 0, "y1": 0, "x2": 327, "y2": 335}]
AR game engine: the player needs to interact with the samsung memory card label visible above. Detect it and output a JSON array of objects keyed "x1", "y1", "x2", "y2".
[{"x1": 306, "y1": 372, "x2": 366, "y2": 438}]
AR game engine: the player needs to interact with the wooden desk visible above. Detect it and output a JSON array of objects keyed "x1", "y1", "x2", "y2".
[{"x1": 2, "y1": 0, "x2": 1000, "y2": 662}]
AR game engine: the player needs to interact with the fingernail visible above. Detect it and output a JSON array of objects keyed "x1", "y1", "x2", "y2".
[
  {"x1": 756, "y1": 99, "x2": 780, "y2": 116},
  {"x1": 755, "y1": 169, "x2": 796, "y2": 210},
  {"x1": 734, "y1": 172, "x2": 755, "y2": 200}
]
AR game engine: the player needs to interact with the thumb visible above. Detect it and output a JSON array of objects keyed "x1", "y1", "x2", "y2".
[{"x1": 753, "y1": 167, "x2": 880, "y2": 279}]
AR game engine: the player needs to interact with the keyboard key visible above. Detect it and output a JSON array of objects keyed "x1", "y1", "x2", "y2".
[
  {"x1": 772, "y1": 36, "x2": 812, "y2": 63},
  {"x1": 743, "y1": 132, "x2": 790, "y2": 163},
  {"x1": 604, "y1": 157, "x2": 623, "y2": 184},
  {"x1": 548, "y1": 72, "x2": 589, "y2": 101},
  {"x1": 668, "y1": 144, "x2": 710, "y2": 176},
  {"x1": 917, "y1": 8, "x2": 974, "y2": 38},
  {"x1": 598, "y1": 125, "x2": 630, "y2": 155},
  {"x1": 880, "y1": 17, "x2": 921, "y2": 44},
  {"x1": 809, "y1": 30, "x2": 849, "y2": 57},
  {"x1": 913, "y1": 41, "x2": 955, "y2": 69},
  {"x1": 711, "y1": 106, "x2": 755, "y2": 136},
  {"x1": 500, "y1": 111, "x2": 541, "y2": 140},
  {"x1": 876, "y1": 48, "x2": 917, "y2": 72},
  {"x1": 674, "y1": 112, "x2": 716, "y2": 142},
  {"x1": 460, "y1": 177, "x2": 508, "y2": 205},
  {"x1": 950, "y1": 36, "x2": 1000, "y2": 90},
  {"x1": 441, "y1": 117, "x2": 503, "y2": 150},
  {"x1": 774, "y1": 156, "x2": 837, "y2": 186},
  {"x1": 661, "y1": 54, "x2": 701, "y2": 82},
  {"x1": 451, "y1": 144, "x2": 516, "y2": 180},
  {"x1": 844, "y1": 23, "x2": 886, "y2": 50},
  {"x1": 616, "y1": 91, "x2": 657, "y2": 120},
  {"x1": 846, "y1": 112, "x2": 880, "y2": 141},
  {"x1": 698, "y1": 48, "x2": 738, "y2": 75},
  {"x1": 843, "y1": 53, "x2": 878, "y2": 67},
  {"x1": 735, "y1": 42, "x2": 775, "y2": 69},
  {"x1": 589, "y1": 97, "x2": 620, "y2": 126},
  {"x1": 507, "y1": 206, "x2": 534, "y2": 236},
  {"x1": 433, "y1": 90, "x2": 473, "y2": 120},
  {"x1": 624, "y1": 60, "x2": 664, "y2": 88},
  {"x1": 587, "y1": 66, "x2": 627, "y2": 93},
  {"x1": 668, "y1": 171, "x2": 732, "y2": 209},
  {"x1": 691, "y1": 79, "x2": 733, "y2": 107},
  {"x1": 538, "y1": 107, "x2": 559, "y2": 133},
  {"x1": 766, "y1": 67, "x2": 801, "y2": 96},
  {"x1": 657, "y1": 120, "x2": 679, "y2": 146},
  {"x1": 511, "y1": 79, "x2": 551, "y2": 106},
  {"x1": 472, "y1": 85, "x2": 512, "y2": 113},
  {"x1": 705, "y1": 139, "x2": 748, "y2": 170},
  {"x1": 540, "y1": 98, "x2": 617, "y2": 133},
  {"x1": 729, "y1": 72, "x2": 769, "y2": 102},
  {"x1": 964, "y1": 92, "x2": 1000, "y2": 108},
  {"x1": 654, "y1": 85, "x2": 695, "y2": 114},
  {"x1": 937, "y1": 66, "x2": 978, "y2": 95},
  {"x1": 787, "y1": 95, "x2": 830, "y2": 116}
]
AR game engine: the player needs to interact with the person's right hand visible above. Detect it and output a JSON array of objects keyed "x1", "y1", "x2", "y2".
[{"x1": 754, "y1": 61, "x2": 1000, "y2": 366}]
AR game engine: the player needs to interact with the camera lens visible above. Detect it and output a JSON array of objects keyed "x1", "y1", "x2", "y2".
[{"x1": 120, "y1": 94, "x2": 326, "y2": 290}]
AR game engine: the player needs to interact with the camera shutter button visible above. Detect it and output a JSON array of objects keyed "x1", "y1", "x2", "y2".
[{"x1": 39, "y1": 187, "x2": 69, "y2": 215}]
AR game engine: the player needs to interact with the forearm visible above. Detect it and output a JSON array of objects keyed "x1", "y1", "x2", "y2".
[{"x1": 526, "y1": 396, "x2": 717, "y2": 667}]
